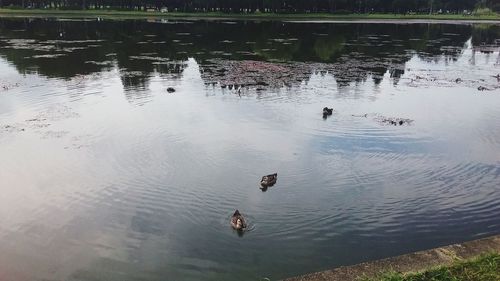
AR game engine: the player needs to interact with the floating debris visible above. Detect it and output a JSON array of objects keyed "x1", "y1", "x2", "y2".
[
  {"x1": 352, "y1": 114, "x2": 368, "y2": 118},
  {"x1": 1, "y1": 124, "x2": 25, "y2": 133},
  {"x1": 129, "y1": 55, "x2": 170, "y2": 62},
  {"x1": 478, "y1": 86, "x2": 491, "y2": 91},
  {"x1": 85, "y1": 60, "x2": 114, "y2": 66},
  {"x1": 32, "y1": 54, "x2": 67, "y2": 59},
  {"x1": 33, "y1": 104, "x2": 80, "y2": 122},
  {"x1": 1, "y1": 82, "x2": 20, "y2": 92},
  {"x1": 166, "y1": 87, "x2": 176, "y2": 93},
  {"x1": 199, "y1": 59, "x2": 313, "y2": 90},
  {"x1": 64, "y1": 134, "x2": 93, "y2": 149},
  {"x1": 40, "y1": 130, "x2": 69, "y2": 139},
  {"x1": 375, "y1": 116, "x2": 413, "y2": 126}
]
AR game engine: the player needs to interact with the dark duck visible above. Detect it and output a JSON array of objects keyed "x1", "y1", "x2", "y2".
[
  {"x1": 323, "y1": 107, "x2": 333, "y2": 119},
  {"x1": 260, "y1": 173, "x2": 277, "y2": 189}
]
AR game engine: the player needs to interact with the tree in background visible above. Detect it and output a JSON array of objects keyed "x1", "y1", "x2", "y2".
[{"x1": 0, "y1": 0, "x2": 496, "y2": 14}]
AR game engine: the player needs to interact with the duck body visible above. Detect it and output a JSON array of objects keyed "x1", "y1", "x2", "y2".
[
  {"x1": 230, "y1": 210, "x2": 247, "y2": 231},
  {"x1": 260, "y1": 173, "x2": 277, "y2": 189},
  {"x1": 323, "y1": 107, "x2": 333, "y2": 118}
]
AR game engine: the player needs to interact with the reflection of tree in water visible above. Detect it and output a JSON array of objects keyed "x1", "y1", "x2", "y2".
[
  {"x1": 119, "y1": 61, "x2": 187, "y2": 104},
  {"x1": 120, "y1": 71, "x2": 150, "y2": 91},
  {"x1": 0, "y1": 18, "x2": 497, "y2": 93},
  {"x1": 471, "y1": 24, "x2": 500, "y2": 48}
]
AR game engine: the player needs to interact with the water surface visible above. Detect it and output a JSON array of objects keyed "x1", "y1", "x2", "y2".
[{"x1": 0, "y1": 19, "x2": 500, "y2": 281}]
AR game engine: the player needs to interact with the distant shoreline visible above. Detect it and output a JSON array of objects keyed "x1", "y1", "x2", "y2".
[{"x1": 0, "y1": 8, "x2": 500, "y2": 23}]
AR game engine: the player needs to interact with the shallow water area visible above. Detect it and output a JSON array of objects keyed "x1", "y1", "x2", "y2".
[{"x1": 0, "y1": 18, "x2": 500, "y2": 281}]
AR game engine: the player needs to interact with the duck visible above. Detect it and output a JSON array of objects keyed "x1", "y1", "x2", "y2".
[
  {"x1": 230, "y1": 210, "x2": 247, "y2": 231},
  {"x1": 323, "y1": 107, "x2": 333, "y2": 118},
  {"x1": 260, "y1": 173, "x2": 277, "y2": 189}
]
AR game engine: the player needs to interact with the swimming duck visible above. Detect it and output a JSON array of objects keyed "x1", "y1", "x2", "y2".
[
  {"x1": 323, "y1": 107, "x2": 333, "y2": 118},
  {"x1": 260, "y1": 173, "x2": 277, "y2": 188},
  {"x1": 230, "y1": 210, "x2": 247, "y2": 231}
]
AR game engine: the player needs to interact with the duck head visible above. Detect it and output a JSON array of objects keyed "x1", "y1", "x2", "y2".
[{"x1": 236, "y1": 219, "x2": 243, "y2": 230}]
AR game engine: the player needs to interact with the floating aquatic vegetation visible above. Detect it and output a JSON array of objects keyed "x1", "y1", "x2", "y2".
[
  {"x1": 375, "y1": 116, "x2": 414, "y2": 126},
  {"x1": 0, "y1": 82, "x2": 20, "y2": 92},
  {"x1": 269, "y1": 38, "x2": 287, "y2": 42},
  {"x1": 25, "y1": 118, "x2": 51, "y2": 129},
  {"x1": 85, "y1": 61, "x2": 115, "y2": 66},
  {"x1": 6, "y1": 39, "x2": 37, "y2": 44},
  {"x1": 1, "y1": 124, "x2": 26, "y2": 133},
  {"x1": 61, "y1": 47, "x2": 88, "y2": 52},
  {"x1": 33, "y1": 104, "x2": 80, "y2": 122},
  {"x1": 43, "y1": 39, "x2": 105, "y2": 44},
  {"x1": 477, "y1": 85, "x2": 500, "y2": 91},
  {"x1": 32, "y1": 54, "x2": 67, "y2": 59},
  {"x1": 119, "y1": 70, "x2": 149, "y2": 77},
  {"x1": 235, "y1": 51, "x2": 257, "y2": 56},
  {"x1": 353, "y1": 114, "x2": 414, "y2": 126},
  {"x1": 40, "y1": 130, "x2": 69, "y2": 139},
  {"x1": 65, "y1": 134, "x2": 93, "y2": 149},
  {"x1": 199, "y1": 59, "x2": 314, "y2": 90},
  {"x1": 129, "y1": 56, "x2": 170, "y2": 62}
]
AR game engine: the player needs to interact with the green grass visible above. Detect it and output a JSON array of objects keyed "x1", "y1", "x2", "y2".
[
  {"x1": 363, "y1": 253, "x2": 500, "y2": 281},
  {"x1": 0, "y1": 8, "x2": 499, "y2": 21}
]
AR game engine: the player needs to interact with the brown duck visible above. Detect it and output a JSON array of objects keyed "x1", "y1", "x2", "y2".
[
  {"x1": 230, "y1": 210, "x2": 247, "y2": 231},
  {"x1": 260, "y1": 173, "x2": 277, "y2": 189}
]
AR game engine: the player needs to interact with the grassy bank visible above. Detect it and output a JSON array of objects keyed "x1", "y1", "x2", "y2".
[
  {"x1": 365, "y1": 253, "x2": 500, "y2": 281},
  {"x1": 0, "y1": 8, "x2": 499, "y2": 21}
]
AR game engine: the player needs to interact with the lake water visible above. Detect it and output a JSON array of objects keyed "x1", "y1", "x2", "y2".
[{"x1": 0, "y1": 18, "x2": 499, "y2": 281}]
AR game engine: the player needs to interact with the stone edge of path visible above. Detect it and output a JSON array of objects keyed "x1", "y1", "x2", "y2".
[{"x1": 282, "y1": 234, "x2": 500, "y2": 281}]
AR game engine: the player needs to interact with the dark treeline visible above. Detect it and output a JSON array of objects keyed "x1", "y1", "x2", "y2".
[{"x1": 0, "y1": 0, "x2": 499, "y2": 14}]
